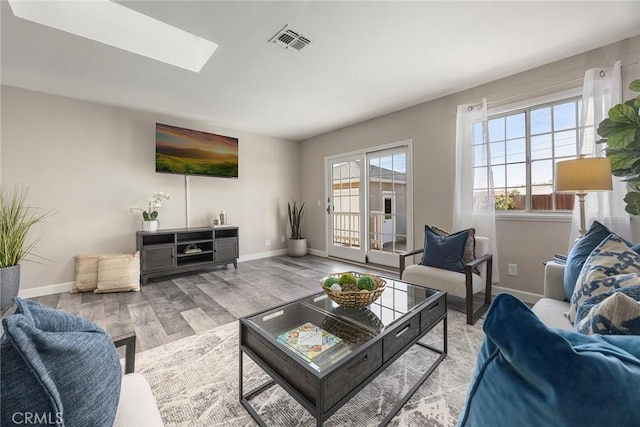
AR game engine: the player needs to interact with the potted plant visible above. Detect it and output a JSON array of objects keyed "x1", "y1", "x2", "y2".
[
  {"x1": 130, "y1": 191, "x2": 170, "y2": 232},
  {"x1": 0, "y1": 187, "x2": 51, "y2": 309},
  {"x1": 597, "y1": 79, "x2": 640, "y2": 214},
  {"x1": 287, "y1": 200, "x2": 307, "y2": 257}
]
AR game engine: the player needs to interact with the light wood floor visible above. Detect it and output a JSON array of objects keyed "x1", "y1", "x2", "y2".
[{"x1": 10, "y1": 255, "x2": 399, "y2": 353}]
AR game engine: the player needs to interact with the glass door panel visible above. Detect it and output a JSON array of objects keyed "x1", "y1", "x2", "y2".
[
  {"x1": 367, "y1": 148, "x2": 409, "y2": 267},
  {"x1": 326, "y1": 154, "x2": 366, "y2": 263},
  {"x1": 325, "y1": 144, "x2": 411, "y2": 268}
]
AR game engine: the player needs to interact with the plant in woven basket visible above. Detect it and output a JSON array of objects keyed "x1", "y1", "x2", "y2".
[
  {"x1": 339, "y1": 273, "x2": 358, "y2": 292},
  {"x1": 357, "y1": 275, "x2": 376, "y2": 291},
  {"x1": 323, "y1": 277, "x2": 340, "y2": 288}
]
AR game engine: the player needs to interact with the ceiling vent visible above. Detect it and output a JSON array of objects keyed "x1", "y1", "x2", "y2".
[{"x1": 268, "y1": 25, "x2": 311, "y2": 52}]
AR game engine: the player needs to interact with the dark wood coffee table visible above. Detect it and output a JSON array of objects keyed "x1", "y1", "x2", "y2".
[{"x1": 239, "y1": 278, "x2": 447, "y2": 426}]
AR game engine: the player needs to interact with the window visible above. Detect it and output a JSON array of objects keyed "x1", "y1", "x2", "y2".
[{"x1": 473, "y1": 96, "x2": 581, "y2": 212}]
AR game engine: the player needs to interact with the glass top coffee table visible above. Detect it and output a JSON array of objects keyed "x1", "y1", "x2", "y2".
[{"x1": 239, "y1": 277, "x2": 447, "y2": 426}]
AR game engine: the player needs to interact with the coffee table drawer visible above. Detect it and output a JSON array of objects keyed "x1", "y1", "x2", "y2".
[
  {"x1": 382, "y1": 316, "x2": 420, "y2": 363},
  {"x1": 323, "y1": 341, "x2": 382, "y2": 412},
  {"x1": 420, "y1": 296, "x2": 446, "y2": 332}
]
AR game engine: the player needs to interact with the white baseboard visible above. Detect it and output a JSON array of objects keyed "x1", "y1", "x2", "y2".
[
  {"x1": 238, "y1": 248, "x2": 288, "y2": 262},
  {"x1": 493, "y1": 286, "x2": 542, "y2": 305},
  {"x1": 308, "y1": 248, "x2": 327, "y2": 257},
  {"x1": 18, "y1": 282, "x2": 75, "y2": 299}
]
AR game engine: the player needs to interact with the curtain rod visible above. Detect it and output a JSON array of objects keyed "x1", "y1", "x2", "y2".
[
  {"x1": 486, "y1": 60, "x2": 639, "y2": 107},
  {"x1": 599, "y1": 60, "x2": 639, "y2": 76}
]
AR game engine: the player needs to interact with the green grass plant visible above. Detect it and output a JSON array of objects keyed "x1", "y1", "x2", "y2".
[{"x1": 0, "y1": 187, "x2": 52, "y2": 267}]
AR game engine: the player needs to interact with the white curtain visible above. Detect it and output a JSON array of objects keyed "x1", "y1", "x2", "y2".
[
  {"x1": 453, "y1": 99, "x2": 500, "y2": 282},
  {"x1": 569, "y1": 60, "x2": 631, "y2": 244}
]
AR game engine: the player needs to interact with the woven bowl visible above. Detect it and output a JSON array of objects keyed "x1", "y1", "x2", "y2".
[{"x1": 321, "y1": 271, "x2": 386, "y2": 309}]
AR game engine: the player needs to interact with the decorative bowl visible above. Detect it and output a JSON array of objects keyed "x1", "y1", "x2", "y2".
[{"x1": 320, "y1": 271, "x2": 386, "y2": 309}]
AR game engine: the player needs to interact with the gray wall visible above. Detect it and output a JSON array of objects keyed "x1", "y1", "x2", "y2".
[
  {"x1": 3, "y1": 36, "x2": 639, "y2": 297},
  {"x1": 1, "y1": 86, "x2": 299, "y2": 292},
  {"x1": 300, "y1": 36, "x2": 640, "y2": 299}
]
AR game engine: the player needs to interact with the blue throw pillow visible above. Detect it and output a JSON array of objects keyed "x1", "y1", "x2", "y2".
[
  {"x1": 457, "y1": 294, "x2": 640, "y2": 427},
  {"x1": 563, "y1": 221, "x2": 612, "y2": 301},
  {"x1": 1, "y1": 298, "x2": 122, "y2": 427},
  {"x1": 420, "y1": 225, "x2": 469, "y2": 273}
]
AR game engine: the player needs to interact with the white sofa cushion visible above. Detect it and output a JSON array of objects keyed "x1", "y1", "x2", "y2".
[
  {"x1": 402, "y1": 264, "x2": 484, "y2": 299},
  {"x1": 531, "y1": 298, "x2": 572, "y2": 331},
  {"x1": 114, "y1": 373, "x2": 163, "y2": 426}
]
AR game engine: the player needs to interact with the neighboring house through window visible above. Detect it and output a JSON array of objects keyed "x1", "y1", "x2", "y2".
[{"x1": 473, "y1": 93, "x2": 582, "y2": 213}]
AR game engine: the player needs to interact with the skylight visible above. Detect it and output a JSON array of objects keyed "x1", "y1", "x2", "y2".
[{"x1": 8, "y1": 0, "x2": 218, "y2": 73}]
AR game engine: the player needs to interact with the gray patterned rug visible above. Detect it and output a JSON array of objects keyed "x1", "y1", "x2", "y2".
[{"x1": 136, "y1": 309, "x2": 484, "y2": 426}]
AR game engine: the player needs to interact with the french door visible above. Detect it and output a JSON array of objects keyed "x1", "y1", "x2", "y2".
[
  {"x1": 326, "y1": 154, "x2": 367, "y2": 263},
  {"x1": 326, "y1": 143, "x2": 412, "y2": 268}
]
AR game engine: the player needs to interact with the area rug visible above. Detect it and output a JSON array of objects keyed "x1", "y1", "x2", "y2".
[{"x1": 136, "y1": 309, "x2": 484, "y2": 426}]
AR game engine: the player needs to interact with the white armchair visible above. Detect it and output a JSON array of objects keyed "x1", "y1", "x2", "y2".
[
  {"x1": 113, "y1": 333, "x2": 164, "y2": 426},
  {"x1": 399, "y1": 236, "x2": 493, "y2": 325}
]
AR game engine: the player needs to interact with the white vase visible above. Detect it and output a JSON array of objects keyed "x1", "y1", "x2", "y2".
[
  {"x1": 142, "y1": 220, "x2": 158, "y2": 232},
  {"x1": 288, "y1": 238, "x2": 307, "y2": 257}
]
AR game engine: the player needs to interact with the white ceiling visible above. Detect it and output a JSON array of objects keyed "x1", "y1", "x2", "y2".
[{"x1": 2, "y1": 1, "x2": 639, "y2": 141}]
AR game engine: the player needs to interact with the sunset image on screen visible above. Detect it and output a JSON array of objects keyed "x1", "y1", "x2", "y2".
[{"x1": 155, "y1": 123, "x2": 239, "y2": 178}]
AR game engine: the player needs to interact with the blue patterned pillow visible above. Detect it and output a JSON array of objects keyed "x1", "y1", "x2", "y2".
[
  {"x1": 420, "y1": 225, "x2": 469, "y2": 273},
  {"x1": 563, "y1": 221, "x2": 612, "y2": 301},
  {"x1": 1, "y1": 298, "x2": 121, "y2": 427},
  {"x1": 457, "y1": 294, "x2": 640, "y2": 427},
  {"x1": 566, "y1": 234, "x2": 640, "y2": 323},
  {"x1": 576, "y1": 288, "x2": 640, "y2": 335}
]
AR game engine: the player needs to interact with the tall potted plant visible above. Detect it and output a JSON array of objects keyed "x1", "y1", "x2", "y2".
[
  {"x1": 0, "y1": 187, "x2": 51, "y2": 309},
  {"x1": 287, "y1": 200, "x2": 307, "y2": 257},
  {"x1": 597, "y1": 79, "x2": 640, "y2": 214}
]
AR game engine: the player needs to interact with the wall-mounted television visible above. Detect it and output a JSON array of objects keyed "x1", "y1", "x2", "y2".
[{"x1": 155, "y1": 123, "x2": 239, "y2": 178}]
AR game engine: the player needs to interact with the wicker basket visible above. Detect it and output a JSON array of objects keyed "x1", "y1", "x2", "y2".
[{"x1": 321, "y1": 271, "x2": 386, "y2": 309}]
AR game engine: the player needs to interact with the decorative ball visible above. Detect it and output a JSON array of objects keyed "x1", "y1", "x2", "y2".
[
  {"x1": 324, "y1": 277, "x2": 340, "y2": 288},
  {"x1": 329, "y1": 283, "x2": 342, "y2": 292},
  {"x1": 339, "y1": 273, "x2": 357, "y2": 286},
  {"x1": 357, "y1": 275, "x2": 376, "y2": 291}
]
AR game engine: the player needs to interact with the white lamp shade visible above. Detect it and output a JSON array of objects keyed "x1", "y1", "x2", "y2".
[{"x1": 555, "y1": 157, "x2": 613, "y2": 193}]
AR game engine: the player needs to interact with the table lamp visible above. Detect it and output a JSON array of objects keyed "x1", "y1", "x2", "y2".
[{"x1": 555, "y1": 155, "x2": 613, "y2": 236}]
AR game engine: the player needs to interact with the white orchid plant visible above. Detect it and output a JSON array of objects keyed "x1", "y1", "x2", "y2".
[{"x1": 130, "y1": 191, "x2": 170, "y2": 221}]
